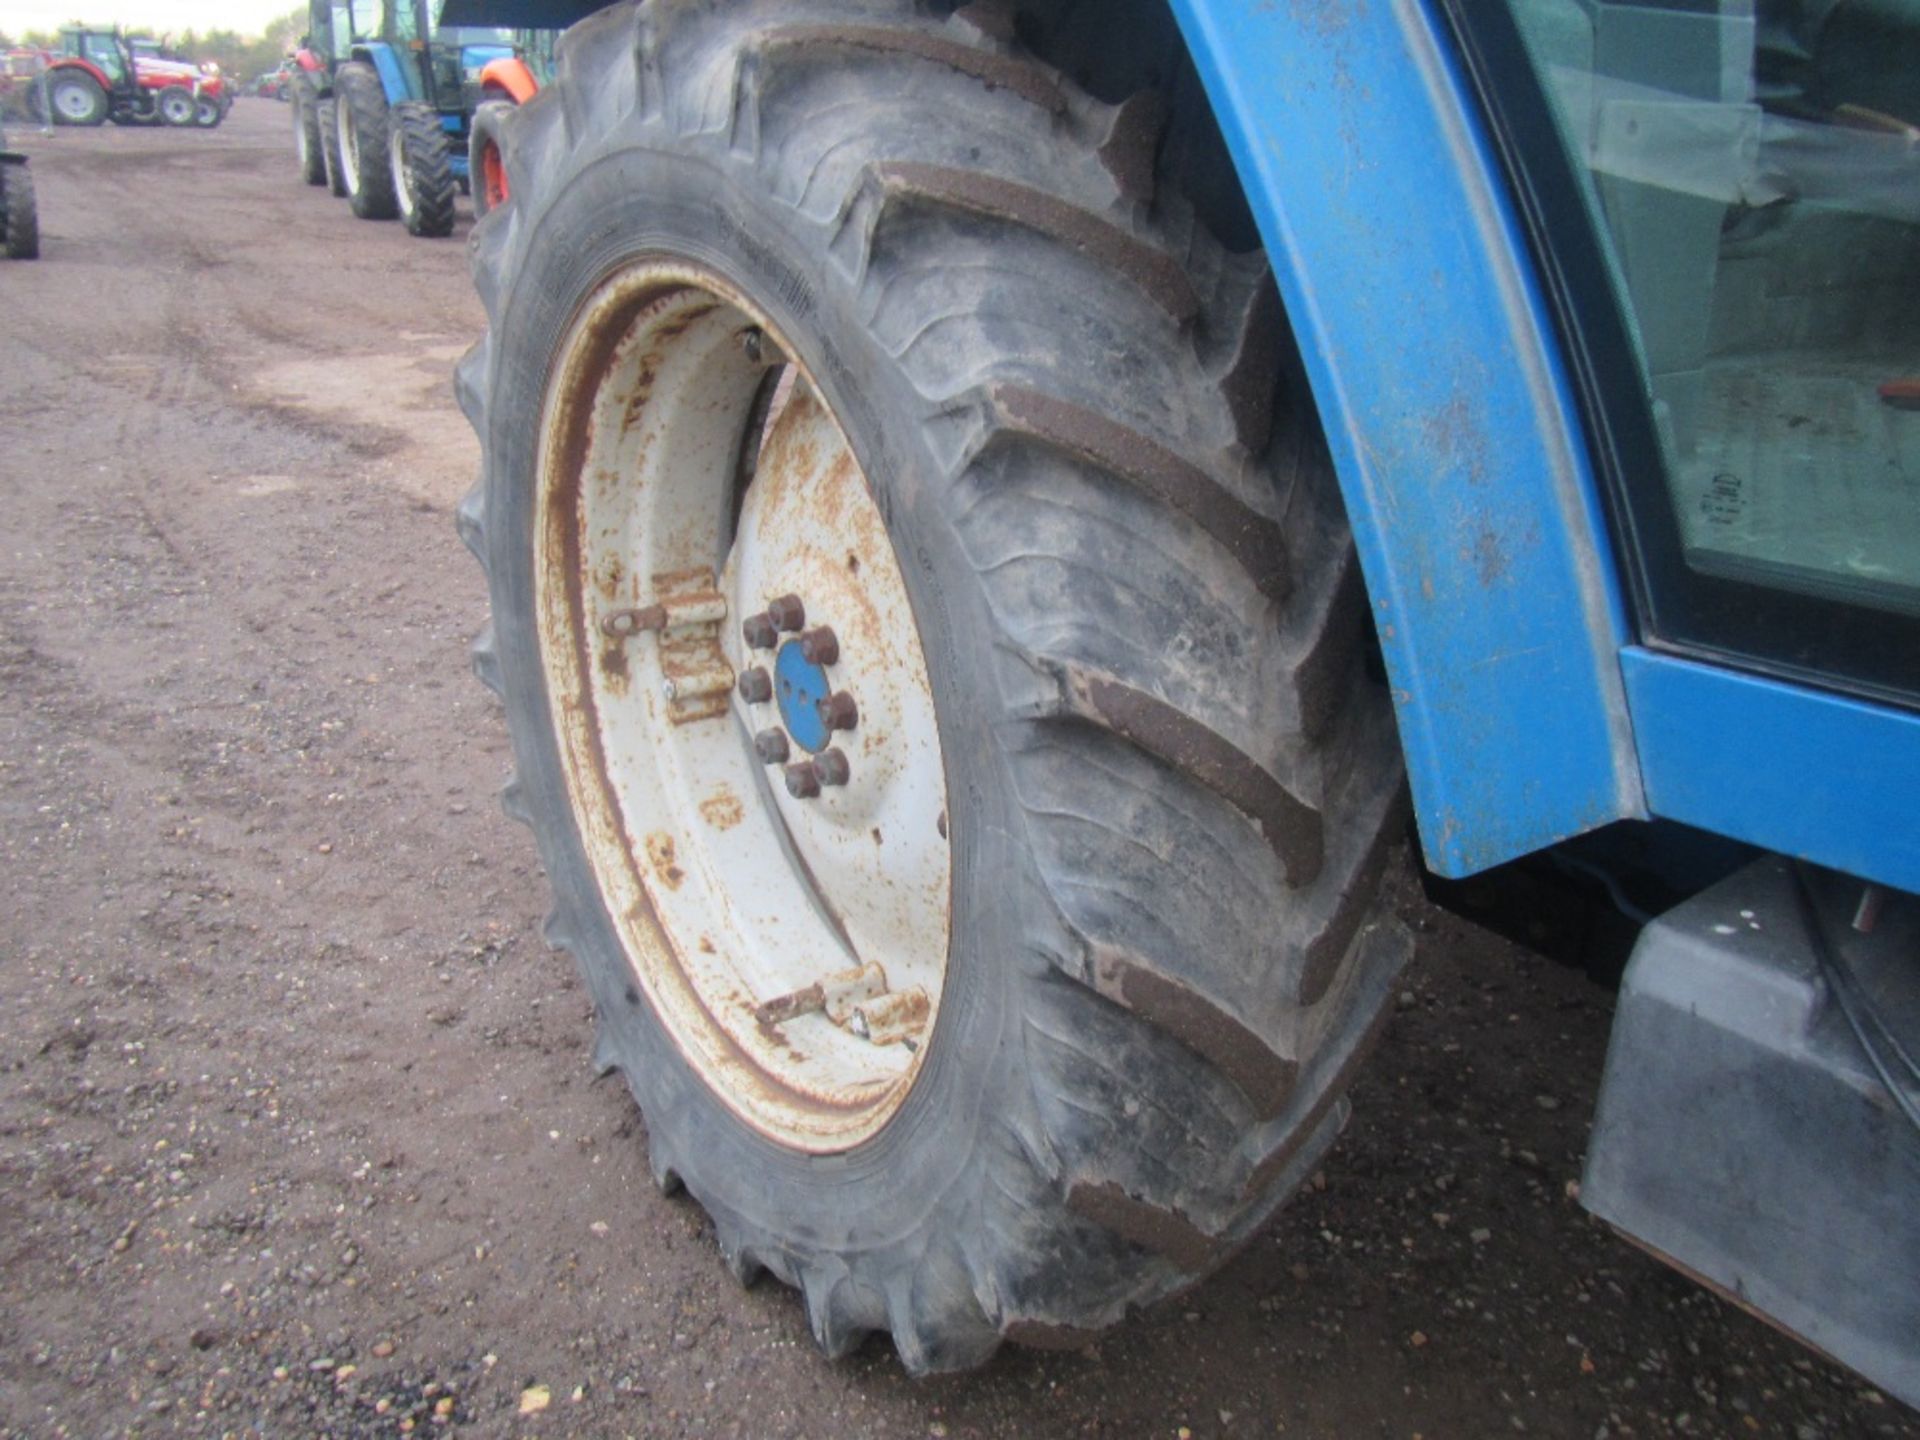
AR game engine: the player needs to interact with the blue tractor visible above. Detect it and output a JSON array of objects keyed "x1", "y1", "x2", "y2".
[
  {"x1": 453, "y1": 0, "x2": 1920, "y2": 1400},
  {"x1": 290, "y1": 0, "x2": 513, "y2": 235}
]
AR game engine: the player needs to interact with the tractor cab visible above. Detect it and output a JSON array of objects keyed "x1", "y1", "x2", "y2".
[
  {"x1": 431, "y1": 25, "x2": 516, "y2": 118},
  {"x1": 58, "y1": 29, "x2": 134, "y2": 95}
]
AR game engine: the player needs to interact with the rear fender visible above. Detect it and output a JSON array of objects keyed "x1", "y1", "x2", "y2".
[
  {"x1": 351, "y1": 41, "x2": 415, "y2": 105},
  {"x1": 45, "y1": 56, "x2": 112, "y2": 91},
  {"x1": 477, "y1": 54, "x2": 536, "y2": 103},
  {"x1": 1165, "y1": 0, "x2": 1644, "y2": 877}
]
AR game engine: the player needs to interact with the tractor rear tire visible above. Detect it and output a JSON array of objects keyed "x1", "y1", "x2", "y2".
[
  {"x1": 47, "y1": 71, "x2": 106, "y2": 127},
  {"x1": 1, "y1": 163, "x2": 39, "y2": 260},
  {"x1": 294, "y1": 87, "x2": 326, "y2": 184},
  {"x1": 467, "y1": 99, "x2": 513, "y2": 219},
  {"x1": 317, "y1": 98, "x2": 348, "y2": 197},
  {"x1": 157, "y1": 86, "x2": 196, "y2": 127},
  {"x1": 458, "y1": 0, "x2": 1408, "y2": 1374},
  {"x1": 334, "y1": 62, "x2": 396, "y2": 221},
  {"x1": 389, "y1": 101, "x2": 454, "y2": 238}
]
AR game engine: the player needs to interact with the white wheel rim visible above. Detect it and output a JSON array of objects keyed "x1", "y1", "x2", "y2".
[
  {"x1": 338, "y1": 101, "x2": 359, "y2": 194},
  {"x1": 54, "y1": 82, "x2": 94, "y2": 119},
  {"x1": 163, "y1": 92, "x2": 191, "y2": 123},
  {"x1": 535, "y1": 262, "x2": 952, "y2": 1152},
  {"x1": 390, "y1": 124, "x2": 414, "y2": 217}
]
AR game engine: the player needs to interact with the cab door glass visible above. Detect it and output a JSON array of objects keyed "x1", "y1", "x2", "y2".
[
  {"x1": 83, "y1": 34, "x2": 126, "y2": 83},
  {"x1": 1504, "y1": 0, "x2": 1920, "y2": 622},
  {"x1": 348, "y1": 0, "x2": 382, "y2": 43}
]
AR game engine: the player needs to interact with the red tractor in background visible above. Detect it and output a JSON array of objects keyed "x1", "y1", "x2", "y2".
[
  {"x1": 130, "y1": 38, "x2": 231, "y2": 126},
  {"x1": 43, "y1": 29, "x2": 228, "y2": 129}
]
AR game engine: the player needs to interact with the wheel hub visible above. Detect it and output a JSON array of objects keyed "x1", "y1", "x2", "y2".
[
  {"x1": 772, "y1": 639, "x2": 833, "y2": 752},
  {"x1": 535, "y1": 263, "x2": 951, "y2": 1152}
]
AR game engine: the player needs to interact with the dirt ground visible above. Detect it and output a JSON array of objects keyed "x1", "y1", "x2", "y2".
[{"x1": 0, "y1": 105, "x2": 1911, "y2": 1440}]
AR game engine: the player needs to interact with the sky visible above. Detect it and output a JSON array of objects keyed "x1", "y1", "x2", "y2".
[{"x1": 4, "y1": 0, "x2": 295, "y2": 38}]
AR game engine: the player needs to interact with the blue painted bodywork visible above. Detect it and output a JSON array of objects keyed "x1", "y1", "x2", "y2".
[
  {"x1": 775, "y1": 642, "x2": 833, "y2": 754},
  {"x1": 1165, "y1": 0, "x2": 1920, "y2": 892},
  {"x1": 1622, "y1": 649, "x2": 1920, "y2": 896},
  {"x1": 351, "y1": 36, "x2": 500, "y2": 180},
  {"x1": 1163, "y1": 0, "x2": 1644, "y2": 879},
  {"x1": 355, "y1": 40, "x2": 415, "y2": 104}
]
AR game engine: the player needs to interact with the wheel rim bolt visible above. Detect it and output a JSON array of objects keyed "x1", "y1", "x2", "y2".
[
  {"x1": 798, "y1": 626, "x2": 839, "y2": 667},
  {"x1": 741, "y1": 613, "x2": 778, "y2": 650},
  {"x1": 811, "y1": 748, "x2": 851, "y2": 788},
  {"x1": 784, "y1": 761, "x2": 821, "y2": 798},
  {"x1": 738, "y1": 666, "x2": 773, "y2": 704},
  {"x1": 818, "y1": 691, "x2": 858, "y2": 731},
  {"x1": 754, "y1": 729, "x2": 791, "y2": 765},
  {"x1": 767, "y1": 595, "x2": 806, "y2": 633}
]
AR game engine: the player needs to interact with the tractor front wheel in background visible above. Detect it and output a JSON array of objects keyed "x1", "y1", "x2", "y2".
[
  {"x1": 194, "y1": 94, "x2": 223, "y2": 128},
  {"x1": 294, "y1": 88, "x2": 326, "y2": 183},
  {"x1": 334, "y1": 62, "x2": 396, "y2": 221},
  {"x1": 156, "y1": 86, "x2": 196, "y2": 127},
  {"x1": 47, "y1": 71, "x2": 106, "y2": 126},
  {"x1": 1, "y1": 162, "x2": 39, "y2": 260},
  {"x1": 459, "y1": 0, "x2": 1409, "y2": 1373},
  {"x1": 389, "y1": 102, "x2": 454, "y2": 237},
  {"x1": 467, "y1": 99, "x2": 513, "y2": 219}
]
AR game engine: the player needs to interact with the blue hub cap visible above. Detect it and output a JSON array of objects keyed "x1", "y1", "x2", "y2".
[{"x1": 774, "y1": 639, "x2": 832, "y2": 753}]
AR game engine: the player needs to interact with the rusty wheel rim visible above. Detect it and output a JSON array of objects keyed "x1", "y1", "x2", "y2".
[{"x1": 535, "y1": 262, "x2": 952, "y2": 1152}]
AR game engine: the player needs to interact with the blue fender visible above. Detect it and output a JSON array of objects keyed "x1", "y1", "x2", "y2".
[
  {"x1": 1165, "y1": 0, "x2": 1645, "y2": 877},
  {"x1": 353, "y1": 41, "x2": 417, "y2": 105}
]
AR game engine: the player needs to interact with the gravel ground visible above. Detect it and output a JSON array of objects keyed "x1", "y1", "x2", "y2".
[{"x1": 0, "y1": 104, "x2": 1912, "y2": 1440}]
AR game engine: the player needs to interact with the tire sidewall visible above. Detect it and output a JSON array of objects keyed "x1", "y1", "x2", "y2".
[{"x1": 484, "y1": 139, "x2": 1033, "y2": 1258}]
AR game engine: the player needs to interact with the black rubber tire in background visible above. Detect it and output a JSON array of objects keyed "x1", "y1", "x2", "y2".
[
  {"x1": 194, "y1": 94, "x2": 222, "y2": 127},
  {"x1": 458, "y1": 0, "x2": 1409, "y2": 1374},
  {"x1": 47, "y1": 72, "x2": 107, "y2": 126},
  {"x1": 389, "y1": 101, "x2": 455, "y2": 237},
  {"x1": 466, "y1": 99, "x2": 513, "y2": 219},
  {"x1": 295, "y1": 88, "x2": 327, "y2": 182},
  {"x1": 334, "y1": 62, "x2": 396, "y2": 220},
  {"x1": 316, "y1": 98, "x2": 348, "y2": 197},
  {"x1": 2, "y1": 163, "x2": 39, "y2": 260}
]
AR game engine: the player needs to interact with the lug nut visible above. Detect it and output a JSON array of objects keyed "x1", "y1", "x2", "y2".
[
  {"x1": 819, "y1": 691, "x2": 858, "y2": 731},
  {"x1": 798, "y1": 625, "x2": 839, "y2": 667},
  {"x1": 754, "y1": 728, "x2": 791, "y2": 765},
  {"x1": 742, "y1": 612, "x2": 778, "y2": 650},
  {"x1": 784, "y1": 761, "x2": 821, "y2": 799},
  {"x1": 811, "y1": 748, "x2": 851, "y2": 788},
  {"x1": 767, "y1": 594, "x2": 806, "y2": 633},
  {"x1": 738, "y1": 666, "x2": 773, "y2": 704}
]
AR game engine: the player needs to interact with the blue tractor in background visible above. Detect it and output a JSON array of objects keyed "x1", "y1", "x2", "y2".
[
  {"x1": 290, "y1": 0, "x2": 513, "y2": 235},
  {"x1": 451, "y1": 0, "x2": 1920, "y2": 1401}
]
